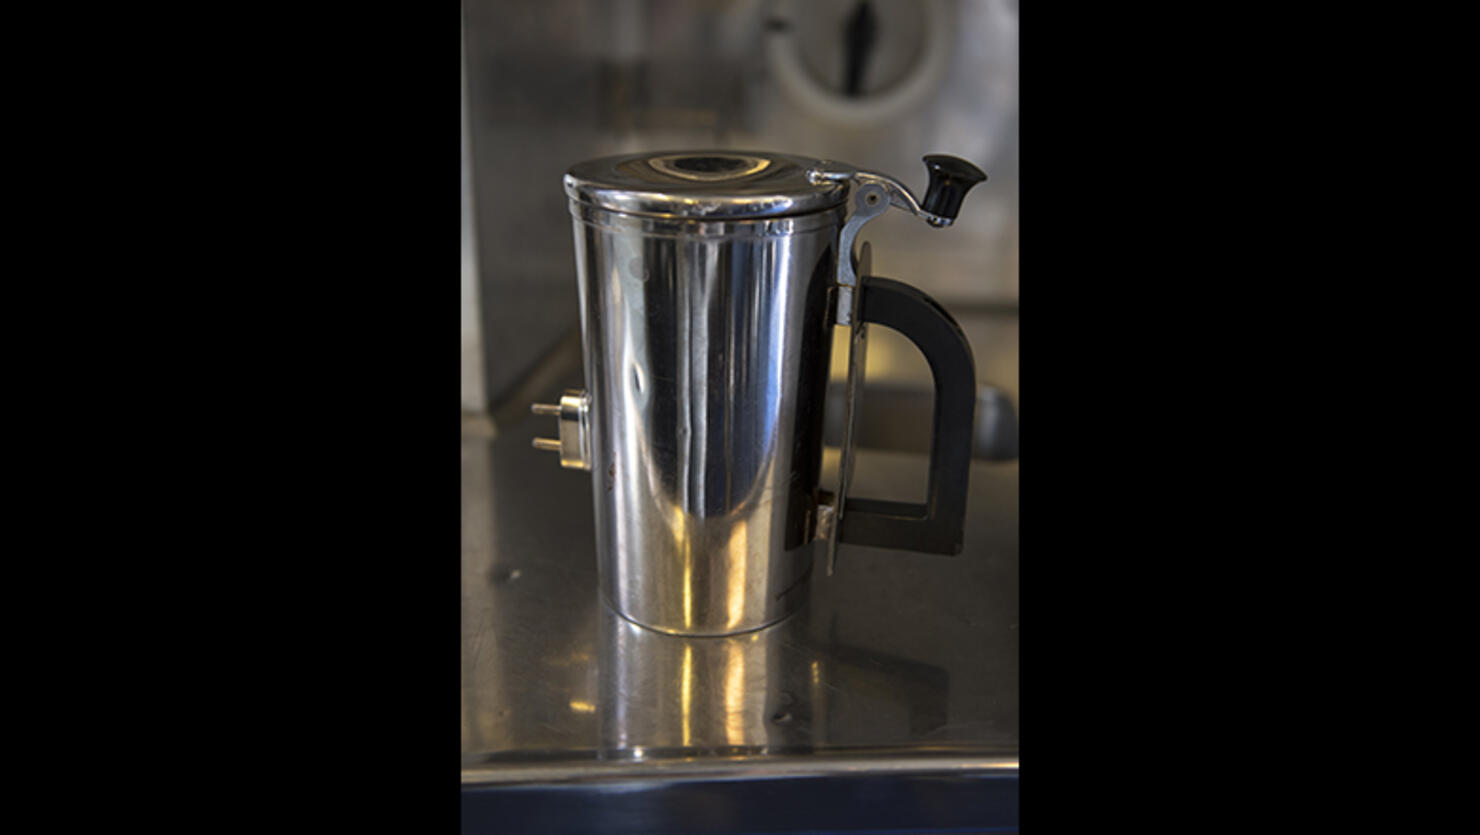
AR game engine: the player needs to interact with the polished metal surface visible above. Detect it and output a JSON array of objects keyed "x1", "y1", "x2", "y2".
[
  {"x1": 827, "y1": 176, "x2": 889, "y2": 328},
  {"x1": 461, "y1": 403, "x2": 1019, "y2": 780},
  {"x1": 827, "y1": 238, "x2": 873, "y2": 576},
  {"x1": 558, "y1": 150, "x2": 985, "y2": 631},
  {"x1": 531, "y1": 389, "x2": 593, "y2": 470},
  {"x1": 568, "y1": 192, "x2": 843, "y2": 635},
  {"x1": 462, "y1": 1, "x2": 1020, "y2": 793},
  {"x1": 809, "y1": 162, "x2": 953, "y2": 228},
  {"x1": 564, "y1": 151, "x2": 847, "y2": 220},
  {"x1": 462, "y1": 755, "x2": 1018, "y2": 787}
]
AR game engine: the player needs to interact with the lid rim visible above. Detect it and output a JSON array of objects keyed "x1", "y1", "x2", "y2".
[
  {"x1": 568, "y1": 199, "x2": 845, "y2": 238},
  {"x1": 563, "y1": 150, "x2": 848, "y2": 221}
]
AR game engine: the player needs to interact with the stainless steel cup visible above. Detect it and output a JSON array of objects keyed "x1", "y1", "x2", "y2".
[{"x1": 535, "y1": 151, "x2": 986, "y2": 635}]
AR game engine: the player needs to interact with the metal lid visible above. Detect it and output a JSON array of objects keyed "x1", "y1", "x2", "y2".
[{"x1": 563, "y1": 151, "x2": 848, "y2": 220}]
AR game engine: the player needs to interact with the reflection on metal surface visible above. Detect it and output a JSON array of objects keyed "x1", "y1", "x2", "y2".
[
  {"x1": 600, "y1": 585, "x2": 971, "y2": 761},
  {"x1": 553, "y1": 149, "x2": 986, "y2": 635},
  {"x1": 462, "y1": 0, "x2": 1019, "y2": 791},
  {"x1": 680, "y1": 644, "x2": 693, "y2": 747},
  {"x1": 564, "y1": 150, "x2": 846, "y2": 220},
  {"x1": 602, "y1": 604, "x2": 793, "y2": 756},
  {"x1": 563, "y1": 175, "x2": 841, "y2": 635},
  {"x1": 596, "y1": 594, "x2": 956, "y2": 759},
  {"x1": 648, "y1": 152, "x2": 772, "y2": 182},
  {"x1": 462, "y1": 422, "x2": 1018, "y2": 779}
]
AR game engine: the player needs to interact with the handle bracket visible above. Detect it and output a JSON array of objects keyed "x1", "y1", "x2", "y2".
[
  {"x1": 843, "y1": 277, "x2": 975, "y2": 556},
  {"x1": 816, "y1": 277, "x2": 977, "y2": 566},
  {"x1": 811, "y1": 155, "x2": 985, "y2": 570}
]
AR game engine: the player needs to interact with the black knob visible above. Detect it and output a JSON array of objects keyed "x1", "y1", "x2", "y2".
[{"x1": 921, "y1": 155, "x2": 987, "y2": 221}]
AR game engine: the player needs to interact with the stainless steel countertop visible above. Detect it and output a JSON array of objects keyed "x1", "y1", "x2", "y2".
[
  {"x1": 462, "y1": 306, "x2": 1019, "y2": 785},
  {"x1": 462, "y1": 408, "x2": 1017, "y2": 785}
]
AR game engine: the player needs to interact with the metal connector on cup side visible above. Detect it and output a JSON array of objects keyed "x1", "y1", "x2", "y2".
[{"x1": 531, "y1": 389, "x2": 592, "y2": 470}]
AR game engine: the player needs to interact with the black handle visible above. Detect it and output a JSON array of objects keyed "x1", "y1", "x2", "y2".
[
  {"x1": 837, "y1": 276, "x2": 976, "y2": 555},
  {"x1": 921, "y1": 155, "x2": 988, "y2": 221}
]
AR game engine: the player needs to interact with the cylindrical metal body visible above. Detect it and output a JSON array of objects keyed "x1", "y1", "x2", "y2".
[
  {"x1": 597, "y1": 604, "x2": 810, "y2": 755},
  {"x1": 569, "y1": 202, "x2": 841, "y2": 635}
]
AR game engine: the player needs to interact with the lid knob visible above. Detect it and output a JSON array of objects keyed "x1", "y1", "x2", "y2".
[{"x1": 920, "y1": 155, "x2": 987, "y2": 222}]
